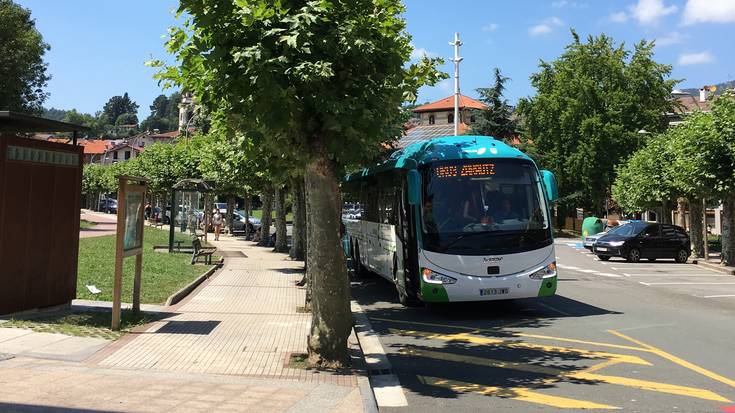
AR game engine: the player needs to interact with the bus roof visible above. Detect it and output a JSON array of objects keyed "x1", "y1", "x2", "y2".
[{"x1": 345, "y1": 135, "x2": 533, "y2": 181}]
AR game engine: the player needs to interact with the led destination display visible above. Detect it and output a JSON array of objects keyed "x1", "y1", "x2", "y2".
[{"x1": 434, "y1": 163, "x2": 496, "y2": 178}]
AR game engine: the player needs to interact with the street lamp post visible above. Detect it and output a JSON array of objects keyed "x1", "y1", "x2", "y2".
[{"x1": 449, "y1": 32, "x2": 463, "y2": 137}]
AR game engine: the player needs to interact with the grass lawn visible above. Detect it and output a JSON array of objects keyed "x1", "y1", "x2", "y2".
[
  {"x1": 77, "y1": 227, "x2": 215, "y2": 304},
  {"x1": 4, "y1": 310, "x2": 155, "y2": 340},
  {"x1": 250, "y1": 209, "x2": 294, "y2": 221},
  {"x1": 79, "y1": 219, "x2": 96, "y2": 230}
]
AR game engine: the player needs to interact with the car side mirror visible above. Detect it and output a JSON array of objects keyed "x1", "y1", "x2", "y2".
[
  {"x1": 407, "y1": 170, "x2": 421, "y2": 206},
  {"x1": 540, "y1": 170, "x2": 558, "y2": 202}
]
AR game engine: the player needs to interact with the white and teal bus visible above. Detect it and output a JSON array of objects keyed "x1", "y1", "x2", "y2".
[{"x1": 342, "y1": 136, "x2": 559, "y2": 306}]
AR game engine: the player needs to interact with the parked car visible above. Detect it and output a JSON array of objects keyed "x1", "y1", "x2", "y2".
[
  {"x1": 593, "y1": 222, "x2": 690, "y2": 263},
  {"x1": 98, "y1": 198, "x2": 117, "y2": 214},
  {"x1": 583, "y1": 219, "x2": 624, "y2": 250}
]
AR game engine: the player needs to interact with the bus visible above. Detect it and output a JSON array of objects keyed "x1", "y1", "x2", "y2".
[{"x1": 342, "y1": 136, "x2": 559, "y2": 306}]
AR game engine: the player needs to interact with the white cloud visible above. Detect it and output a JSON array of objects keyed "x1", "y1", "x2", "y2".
[
  {"x1": 655, "y1": 32, "x2": 687, "y2": 46},
  {"x1": 552, "y1": 1, "x2": 587, "y2": 8},
  {"x1": 678, "y1": 51, "x2": 715, "y2": 65},
  {"x1": 683, "y1": 0, "x2": 735, "y2": 24},
  {"x1": 609, "y1": 11, "x2": 628, "y2": 23},
  {"x1": 482, "y1": 23, "x2": 499, "y2": 32},
  {"x1": 630, "y1": 0, "x2": 678, "y2": 24},
  {"x1": 552, "y1": 0, "x2": 568, "y2": 7},
  {"x1": 529, "y1": 17, "x2": 564, "y2": 36},
  {"x1": 410, "y1": 43, "x2": 437, "y2": 61}
]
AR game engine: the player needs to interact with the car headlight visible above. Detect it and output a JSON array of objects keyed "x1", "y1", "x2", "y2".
[
  {"x1": 529, "y1": 262, "x2": 557, "y2": 280},
  {"x1": 608, "y1": 241, "x2": 625, "y2": 247},
  {"x1": 422, "y1": 268, "x2": 457, "y2": 284}
]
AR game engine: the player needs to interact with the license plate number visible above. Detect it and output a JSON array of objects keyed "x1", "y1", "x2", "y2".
[
  {"x1": 596, "y1": 247, "x2": 608, "y2": 252},
  {"x1": 480, "y1": 288, "x2": 509, "y2": 296}
]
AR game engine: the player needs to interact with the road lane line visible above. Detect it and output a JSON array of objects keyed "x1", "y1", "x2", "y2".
[
  {"x1": 373, "y1": 317, "x2": 650, "y2": 352},
  {"x1": 597, "y1": 272, "x2": 622, "y2": 277},
  {"x1": 557, "y1": 264, "x2": 581, "y2": 270},
  {"x1": 702, "y1": 294, "x2": 735, "y2": 298},
  {"x1": 390, "y1": 329, "x2": 652, "y2": 366},
  {"x1": 577, "y1": 269, "x2": 600, "y2": 273},
  {"x1": 583, "y1": 359, "x2": 622, "y2": 373},
  {"x1": 409, "y1": 349, "x2": 731, "y2": 402},
  {"x1": 608, "y1": 330, "x2": 735, "y2": 389},
  {"x1": 369, "y1": 316, "x2": 534, "y2": 332},
  {"x1": 419, "y1": 376, "x2": 619, "y2": 409},
  {"x1": 623, "y1": 273, "x2": 632, "y2": 277},
  {"x1": 624, "y1": 274, "x2": 731, "y2": 277}
]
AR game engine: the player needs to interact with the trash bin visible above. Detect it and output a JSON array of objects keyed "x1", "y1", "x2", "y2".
[{"x1": 582, "y1": 217, "x2": 604, "y2": 239}]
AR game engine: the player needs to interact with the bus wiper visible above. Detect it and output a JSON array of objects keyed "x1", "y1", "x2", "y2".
[{"x1": 440, "y1": 231, "x2": 491, "y2": 252}]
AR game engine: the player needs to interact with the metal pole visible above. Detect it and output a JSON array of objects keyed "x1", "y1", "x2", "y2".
[
  {"x1": 449, "y1": 32, "x2": 463, "y2": 136},
  {"x1": 703, "y1": 198, "x2": 709, "y2": 261}
]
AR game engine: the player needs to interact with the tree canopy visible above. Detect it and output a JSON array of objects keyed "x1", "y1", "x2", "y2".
[
  {"x1": 102, "y1": 93, "x2": 139, "y2": 126},
  {"x1": 469, "y1": 68, "x2": 517, "y2": 141},
  {"x1": 140, "y1": 92, "x2": 182, "y2": 132},
  {"x1": 0, "y1": 0, "x2": 50, "y2": 114},
  {"x1": 517, "y1": 31, "x2": 677, "y2": 214}
]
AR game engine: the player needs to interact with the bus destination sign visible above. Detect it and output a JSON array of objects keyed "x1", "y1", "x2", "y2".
[{"x1": 435, "y1": 163, "x2": 496, "y2": 178}]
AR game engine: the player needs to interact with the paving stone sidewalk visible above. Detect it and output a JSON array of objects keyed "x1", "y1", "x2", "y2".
[{"x1": 0, "y1": 237, "x2": 365, "y2": 412}]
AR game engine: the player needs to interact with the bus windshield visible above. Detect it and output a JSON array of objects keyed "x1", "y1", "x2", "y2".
[{"x1": 421, "y1": 159, "x2": 551, "y2": 254}]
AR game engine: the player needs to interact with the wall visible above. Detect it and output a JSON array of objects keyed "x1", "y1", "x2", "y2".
[{"x1": 0, "y1": 135, "x2": 83, "y2": 314}]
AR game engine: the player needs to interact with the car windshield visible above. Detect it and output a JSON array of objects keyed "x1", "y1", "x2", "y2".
[
  {"x1": 608, "y1": 222, "x2": 647, "y2": 236},
  {"x1": 420, "y1": 159, "x2": 551, "y2": 255}
]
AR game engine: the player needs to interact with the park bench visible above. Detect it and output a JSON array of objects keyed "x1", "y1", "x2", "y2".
[
  {"x1": 191, "y1": 238, "x2": 216, "y2": 265},
  {"x1": 148, "y1": 218, "x2": 164, "y2": 229}
]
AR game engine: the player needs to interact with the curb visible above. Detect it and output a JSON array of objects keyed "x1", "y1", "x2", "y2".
[
  {"x1": 349, "y1": 324, "x2": 379, "y2": 413},
  {"x1": 351, "y1": 300, "x2": 407, "y2": 409},
  {"x1": 692, "y1": 259, "x2": 735, "y2": 275},
  {"x1": 164, "y1": 260, "x2": 223, "y2": 306}
]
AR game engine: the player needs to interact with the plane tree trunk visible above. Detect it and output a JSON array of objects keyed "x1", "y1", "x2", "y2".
[
  {"x1": 305, "y1": 146, "x2": 351, "y2": 368},
  {"x1": 274, "y1": 185, "x2": 289, "y2": 253},
  {"x1": 689, "y1": 198, "x2": 704, "y2": 259},
  {"x1": 258, "y1": 185, "x2": 273, "y2": 247},
  {"x1": 722, "y1": 194, "x2": 735, "y2": 266},
  {"x1": 290, "y1": 177, "x2": 307, "y2": 261}
]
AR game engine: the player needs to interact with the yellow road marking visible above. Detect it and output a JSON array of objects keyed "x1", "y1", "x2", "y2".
[
  {"x1": 390, "y1": 328, "x2": 652, "y2": 366},
  {"x1": 582, "y1": 359, "x2": 622, "y2": 373},
  {"x1": 372, "y1": 317, "x2": 651, "y2": 353},
  {"x1": 419, "y1": 376, "x2": 619, "y2": 409},
  {"x1": 406, "y1": 347, "x2": 731, "y2": 403},
  {"x1": 609, "y1": 329, "x2": 735, "y2": 389}
]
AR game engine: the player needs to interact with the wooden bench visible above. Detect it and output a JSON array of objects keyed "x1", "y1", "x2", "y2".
[
  {"x1": 148, "y1": 218, "x2": 164, "y2": 229},
  {"x1": 191, "y1": 238, "x2": 216, "y2": 265}
]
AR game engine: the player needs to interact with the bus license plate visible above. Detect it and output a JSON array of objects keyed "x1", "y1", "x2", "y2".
[
  {"x1": 480, "y1": 288, "x2": 509, "y2": 296},
  {"x1": 596, "y1": 247, "x2": 608, "y2": 252}
]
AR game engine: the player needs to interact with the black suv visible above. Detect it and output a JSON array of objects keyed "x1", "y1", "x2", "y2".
[{"x1": 593, "y1": 222, "x2": 690, "y2": 263}]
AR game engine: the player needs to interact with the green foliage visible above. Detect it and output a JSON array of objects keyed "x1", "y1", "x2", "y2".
[
  {"x1": 102, "y1": 93, "x2": 139, "y2": 126},
  {"x1": 82, "y1": 163, "x2": 117, "y2": 195},
  {"x1": 151, "y1": 0, "x2": 446, "y2": 168},
  {"x1": 517, "y1": 31, "x2": 677, "y2": 212},
  {"x1": 469, "y1": 68, "x2": 517, "y2": 141},
  {"x1": 140, "y1": 92, "x2": 182, "y2": 132},
  {"x1": 612, "y1": 134, "x2": 678, "y2": 213},
  {"x1": 0, "y1": 0, "x2": 50, "y2": 114}
]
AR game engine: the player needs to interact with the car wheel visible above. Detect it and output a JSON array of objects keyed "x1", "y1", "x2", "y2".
[
  {"x1": 597, "y1": 255, "x2": 610, "y2": 261},
  {"x1": 675, "y1": 249, "x2": 689, "y2": 263},
  {"x1": 626, "y1": 248, "x2": 641, "y2": 263},
  {"x1": 647, "y1": 258, "x2": 657, "y2": 262}
]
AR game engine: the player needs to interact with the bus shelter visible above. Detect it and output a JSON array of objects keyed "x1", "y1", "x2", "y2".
[{"x1": 169, "y1": 179, "x2": 214, "y2": 252}]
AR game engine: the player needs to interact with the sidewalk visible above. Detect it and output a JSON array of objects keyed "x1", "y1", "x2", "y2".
[
  {"x1": 0, "y1": 237, "x2": 365, "y2": 412},
  {"x1": 79, "y1": 209, "x2": 117, "y2": 239}
]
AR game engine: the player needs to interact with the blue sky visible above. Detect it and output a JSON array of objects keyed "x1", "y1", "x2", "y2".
[{"x1": 17, "y1": 0, "x2": 735, "y2": 119}]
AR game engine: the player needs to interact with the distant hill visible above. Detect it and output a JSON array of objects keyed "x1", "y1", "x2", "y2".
[{"x1": 681, "y1": 80, "x2": 735, "y2": 96}]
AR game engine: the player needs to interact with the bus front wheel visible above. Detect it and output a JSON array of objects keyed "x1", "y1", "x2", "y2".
[{"x1": 394, "y1": 256, "x2": 420, "y2": 307}]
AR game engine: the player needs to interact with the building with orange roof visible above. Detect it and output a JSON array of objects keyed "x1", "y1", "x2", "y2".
[
  {"x1": 77, "y1": 139, "x2": 110, "y2": 164},
  {"x1": 396, "y1": 94, "x2": 487, "y2": 148}
]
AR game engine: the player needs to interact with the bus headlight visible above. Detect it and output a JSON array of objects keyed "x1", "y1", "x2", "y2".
[
  {"x1": 529, "y1": 262, "x2": 556, "y2": 280},
  {"x1": 422, "y1": 268, "x2": 457, "y2": 284}
]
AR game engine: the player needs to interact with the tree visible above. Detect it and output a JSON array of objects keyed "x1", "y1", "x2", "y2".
[
  {"x1": 0, "y1": 0, "x2": 50, "y2": 114},
  {"x1": 517, "y1": 31, "x2": 677, "y2": 218},
  {"x1": 670, "y1": 109, "x2": 735, "y2": 265},
  {"x1": 115, "y1": 112, "x2": 138, "y2": 126},
  {"x1": 141, "y1": 92, "x2": 182, "y2": 132},
  {"x1": 612, "y1": 133, "x2": 678, "y2": 220},
  {"x1": 155, "y1": 0, "x2": 445, "y2": 366},
  {"x1": 469, "y1": 68, "x2": 517, "y2": 141},
  {"x1": 709, "y1": 91, "x2": 735, "y2": 265},
  {"x1": 102, "y1": 93, "x2": 139, "y2": 125}
]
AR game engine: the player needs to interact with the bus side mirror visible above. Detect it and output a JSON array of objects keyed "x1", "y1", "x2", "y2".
[
  {"x1": 407, "y1": 170, "x2": 421, "y2": 205},
  {"x1": 541, "y1": 170, "x2": 558, "y2": 202}
]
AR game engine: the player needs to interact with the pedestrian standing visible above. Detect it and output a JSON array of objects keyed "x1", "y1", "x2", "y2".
[
  {"x1": 212, "y1": 209, "x2": 223, "y2": 241},
  {"x1": 144, "y1": 203, "x2": 152, "y2": 220}
]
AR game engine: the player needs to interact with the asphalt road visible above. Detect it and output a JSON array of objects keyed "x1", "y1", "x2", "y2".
[{"x1": 351, "y1": 237, "x2": 735, "y2": 412}]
